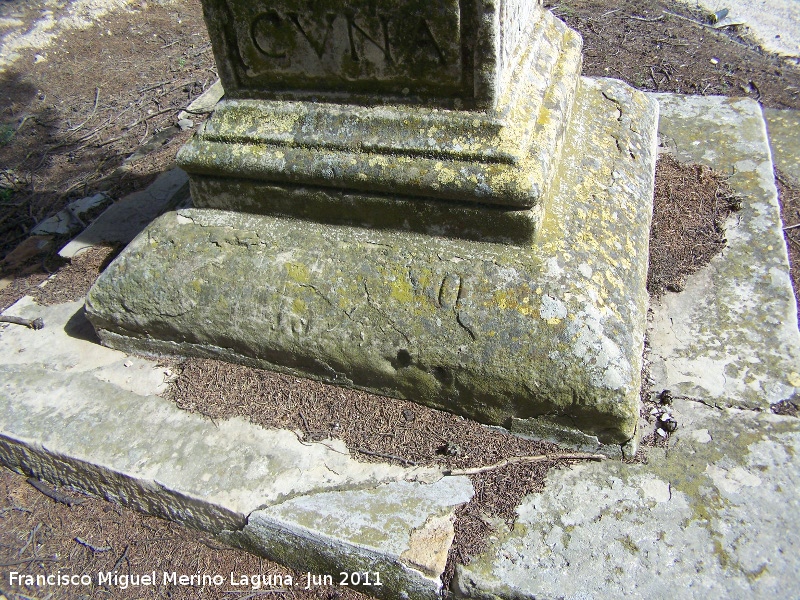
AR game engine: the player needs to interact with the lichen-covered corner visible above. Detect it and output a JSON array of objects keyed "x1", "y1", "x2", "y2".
[
  {"x1": 85, "y1": 77, "x2": 657, "y2": 448},
  {"x1": 454, "y1": 400, "x2": 800, "y2": 599}
]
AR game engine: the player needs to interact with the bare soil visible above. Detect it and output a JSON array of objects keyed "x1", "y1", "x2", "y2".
[
  {"x1": 548, "y1": 0, "x2": 800, "y2": 108},
  {"x1": 0, "y1": 0, "x2": 215, "y2": 261},
  {"x1": 1, "y1": 1, "x2": 799, "y2": 599},
  {"x1": 0, "y1": 467, "x2": 367, "y2": 600}
]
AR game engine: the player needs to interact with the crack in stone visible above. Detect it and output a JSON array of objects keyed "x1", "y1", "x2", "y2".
[
  {"x1": 456, "y1": 311, "x2": 477, "y2": 341},
  {"x1": 601, "y1": 90, "x2": 624, "y2": 122},
  {"x1": 244, "y1": 468, "x2": 445, "y2": 516},
  {"x1": 298, "y1": 283, "x2": 338, "y2": 313}
]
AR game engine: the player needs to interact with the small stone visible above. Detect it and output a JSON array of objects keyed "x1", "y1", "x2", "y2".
[
  {"x1": 659, "y1": 389, "x2": 674, "y2": 405},
  {"x1": 710, "y1": 58, "x2": 719, "y2": 65},
  {"x1": 402, "y1": 409, "x2": 415, "y2": 422},
  {"x1": 439, "y1": 442, "x2": 462, "y2": 457},
  {"x1": 177, "y1": 118, "x2": 194, "y2": 131},
  {"x1": 656, "y1": 428, "x2": 667, "y2": 438},
  {"x1": 123, "y1": 360, "x2": 133, "y2": 368},
  {"x1": 660, "y1": 419, "x2": 678, "y2": 433},
  {"x1": 709, "y1": 9, "x2": 728, "y2": 23}
]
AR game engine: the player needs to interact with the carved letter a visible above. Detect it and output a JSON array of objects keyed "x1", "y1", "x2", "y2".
[{"x1": 412, "y1": 19, "x2": 446, "y2": 65}]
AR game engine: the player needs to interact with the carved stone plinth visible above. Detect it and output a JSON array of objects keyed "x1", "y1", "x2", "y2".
[
  {"x1": 178, "y1": 0, "x2": 581, "y2": 244},
  {"x1": 86, "y1": 1, "x2": 659, "y2": 455}
]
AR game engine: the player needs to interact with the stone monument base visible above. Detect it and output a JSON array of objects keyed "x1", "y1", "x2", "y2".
[{"x1": 86, "y1": 78, "x2": 658, "y2": 454}]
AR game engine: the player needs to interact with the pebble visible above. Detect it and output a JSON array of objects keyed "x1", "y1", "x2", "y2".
[
  {"x1": 177, "y1": 118, "x2": 194, "y2": 131},
  {"x1": 659, "y1": 389, "x2": 674, "y2": 405}
]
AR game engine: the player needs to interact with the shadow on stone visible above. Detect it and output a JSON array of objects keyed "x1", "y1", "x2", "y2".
[{"x1": 64, "y1": 307, "x2": 100, "y2": 344}]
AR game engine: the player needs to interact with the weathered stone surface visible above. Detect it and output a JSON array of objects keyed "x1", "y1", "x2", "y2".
[
  {"x1": 455, "y1": 401, "x2": 800, "y2": 600},
  {"x1": 650, "y1": 95, "x2": 800, "y2": 410},
  {"x1": 227, "y1": 481, "x2": 471, "y2": 599},
  {"x1": 186, "y1": 176, "x2": 544, "y2": 245},
  {"x1": 0, "y1": 297, "x2": 472, "y2": 599},
  {"x1": 30, "y1": 192, "x2": 111, "y2": 236},
  {"x1": 453, "y1": 92, "x2": 800, "y2": 600},
  {"x1": 764, "y1": 108, "x2": 800, "y2": 183},
  {"x1": 179, "y1": 6, "x2": 583, "y2": 242},
  {"x1": 204, "y1": 0, "x2": 542, "y2": 108},
  {"x1": 87, "y1": 77, "x2": 658, "y2": 449},
  {"x1": 59, "y1": 168, "x2": 190, "y2": 258}
]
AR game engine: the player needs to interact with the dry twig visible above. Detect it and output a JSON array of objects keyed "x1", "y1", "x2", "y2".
[
  {"x1": 75, "y1": 537, "x2": 112, "y2": 552},
  {"x1": 445, "y1": 453, "x2": 607, "y2": 476},
  {"x1": 0, "y1": 316, "x2": 44, "y2": 330},
  {"x1": 26, "y1": 478, "x2": 85, "y2": 506}
]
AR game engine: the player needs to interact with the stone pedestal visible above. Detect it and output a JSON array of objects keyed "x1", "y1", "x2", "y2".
[
  {"x1": 85, "y1": 1, "x2": 659, "y2": 453},
  {"x1": 180, "y1": 1, "x2": 583, "y2": 245}
]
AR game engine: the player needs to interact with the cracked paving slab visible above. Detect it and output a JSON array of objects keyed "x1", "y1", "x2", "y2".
[
  {"x1": 455, "y1": 400, "x2": 800, "y2": 600},
  {"x1": 0, "y1": 297, "x2": 473, "y2": 599},
  {"x1": 453, "y1": 93, "x2": 800, "y2": 600},
  {"x1": 649, "y1": 94, "x2": 800, "y2": 410}
]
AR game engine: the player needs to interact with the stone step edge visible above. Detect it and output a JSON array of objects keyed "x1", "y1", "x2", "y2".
[
  {"x1": 0, "y1": 413, "x2": 463, "y2": 600},
  {"x1": 0, "y1": 296, "x2": 474, "y2": 600}
]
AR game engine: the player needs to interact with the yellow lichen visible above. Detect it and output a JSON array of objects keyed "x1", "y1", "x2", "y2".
[{"x1": 285, "y1": 263, "x2": 310, "y2": 284}]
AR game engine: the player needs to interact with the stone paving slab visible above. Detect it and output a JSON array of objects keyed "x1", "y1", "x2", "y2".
[
  {"x1": 764, "y1": 108, "x2": 800, "y2": 183},
  {"x1": 59, "y1": 168, "x2": 190, "y2": 258},
  {"x1": 0, "y1": 297, "x2": 473, "y2": 599},
  {"x1": 456, "y1": 400, "x2": 800, "y2": 600},
  {"x1": 454, "y1": 94, "x2": 800, "y2": 600},
  {"x1": 672, "y1": 0, "x2": 800, "y2": 59},
  {"x1": 649, "y1": 95, "x2": 800, "y2": 410},
  {"x1": 177, "y1": 78, "x2": 224, "y2": 123}
]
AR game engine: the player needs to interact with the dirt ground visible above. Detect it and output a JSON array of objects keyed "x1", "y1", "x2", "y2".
[{"x1": 1, "y1": 1, "x2": 800, "y2": 599}]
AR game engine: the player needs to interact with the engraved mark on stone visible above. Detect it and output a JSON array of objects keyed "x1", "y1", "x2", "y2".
[
  {"x1": 249, "y1": 10, "x2": 447, "y2": 67},
  {"x1": 438, "y1": 273, "x2": 462, "y2": 309},
  {"x1": 277, "y1": 297, "x2": 312, "y2": 337},
  {"x1": 289, "y1": 12, "x2": 337, "y2": 59},
  {"x1": 413, "y1": 18, "x2": 447, "y2": 66},
  {"x1": 346, "y1": 13, "x2": 394, "y2": 64},
  {"x1": 250, "y1": 10, "x2": 291, "y2": 59}
]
